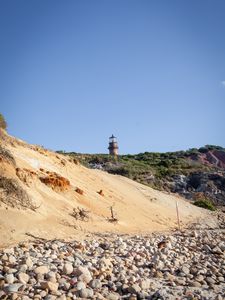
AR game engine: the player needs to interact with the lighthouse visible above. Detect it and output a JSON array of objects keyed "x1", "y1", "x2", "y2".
[{"x1": 108, "y1": 134, "x2": 119, "y2": 156}]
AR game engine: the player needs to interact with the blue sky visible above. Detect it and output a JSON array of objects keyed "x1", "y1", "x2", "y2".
[{"x1": 1, "y1": 0, "x2": 225, "y2": 154}]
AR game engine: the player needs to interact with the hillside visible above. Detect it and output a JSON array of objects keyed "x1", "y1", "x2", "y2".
[
  {"x1": 59, "y1": 146, "x2": 225, "y2": 206},
  {"x1": 0, "y1": 130, "x2": 220, "y2": 247}
]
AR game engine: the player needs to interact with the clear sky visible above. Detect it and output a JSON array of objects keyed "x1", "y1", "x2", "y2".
[{"x1": 1, "y1": 0, "x2": 225, "y2": 154}]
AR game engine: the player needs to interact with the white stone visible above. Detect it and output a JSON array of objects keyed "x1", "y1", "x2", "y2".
[
  {"x1": 79, "y1": 288, "x2": 94, "y2": 298},
  {"x1": 40, "y1": 281, "x2": 59, "y2": 293},
  {"x1": 76, "y1": 281, "x2": 86, "y2": 290},
  {"x1": 5, "y1": 273, "x2": 15, "y2": 284},
  {"x1": 18, "y1": 272, "x2": 30, "y2": 284},
  {"x1": 63, "y1": 263, "x2": 73, "y2": 275},
  {"x1": 74, "y1": 266, "x2": 92, "y2": 283},
  {"x1": 25, "y1": 257, "x2": 33, "y2": 268},
  {"x1": 8, "y1": 255, "x2": 16, "y2": 264},
  {"x1": 34, "y1": 266, "x2": 49, "y2": 275}
]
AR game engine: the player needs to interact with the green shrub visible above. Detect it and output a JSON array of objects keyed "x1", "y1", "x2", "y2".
[
  {"x1": 193, "y1": 199, "x2": 216, "y2": 211},
  {"x1": 0, "y1": 113, "x2": 7, "y2": 129}
]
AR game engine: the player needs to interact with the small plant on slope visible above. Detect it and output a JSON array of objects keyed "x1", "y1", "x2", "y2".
[
  {"x1": 0, "y1": 113, "x2": 7, "y2": 130},
  {"x1": 193, "y1": 198, "x2": 216, "y2": 211}
]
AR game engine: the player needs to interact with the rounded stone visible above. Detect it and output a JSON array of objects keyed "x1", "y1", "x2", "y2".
[
  {"x1": 79, "y1": 288, "x2": 94, "y2": 298},
  {"x1": 76, "y1": 281, "x2": 86, "y2": 290},
  {"x1": 195, "y1": 275, "x2": 204, "y2": 282},
  {"x1": 128, "y1": 284, "x2": 141, "y2": 294},
  {"x1": 4, "y1": 284, "x2": 23, "y2": 293},
  {"x1": 40, "y1": 281, "x2": 59, "y2": 293},
  {"x1": 11, "y1": 293, "x2": 18, "y2": 300},
  {"x1": 107, "y1": 292, "x2": 120, "y2": 300},
  {"x1": 89, "y1": 279, "x2": 102, "y2": 289},
  {"x1": 191, "y1": 281, "x2": 202, "y2": 287},
  {"x1": 34, "y1": 265, "x2": 49, "y2": 275},
  {"x1": 8, "y1": 255, "x2": 16, "y2": 264},
  {"x1": 18, "y1": 272, "x2": 30, "y2": 284},
  {"x1": 206, "y1": 277, "x2": 215, "y2": 285},
  {"x1": 5, "y1": 273, "x2": 15, "y2": 284},
  {"x1": 140, "y1": 279, "x2": 151, "y2": 290},
  {"x1": 25, "y1": 257, "x2": 33, "y2": 268},
  {"x1": 181, "y1": 265, "x2": 190, "y2": 275},
  {"x1": 74, "y1": 266, "x2": 92, "y2": 283},
  {"x1": 63, "y1": 263, "x2": 73, "y2": 275}
]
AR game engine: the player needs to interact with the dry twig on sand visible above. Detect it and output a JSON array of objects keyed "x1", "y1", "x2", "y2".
[{"x1": 71, "y1": 206, "x2": 90, "y2": 221}]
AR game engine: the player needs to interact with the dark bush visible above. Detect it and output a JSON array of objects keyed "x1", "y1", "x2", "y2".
[
  {"x1": 205, "y1": 145, "x2": 224, "y2": 151},
  {"x1": 0, "y1": 146, "x2": 16, "y2": 166},
  {"x1": 0, "y1": 176, "x2": 34, "y2": 209},
  {"x1": 198, "y1": 147, "x2": 208, "y2": 153}
]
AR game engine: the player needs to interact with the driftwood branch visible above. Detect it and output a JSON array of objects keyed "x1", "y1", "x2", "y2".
[{"x1": 107, "y1": 205, "x2": 118, "y2": 223}]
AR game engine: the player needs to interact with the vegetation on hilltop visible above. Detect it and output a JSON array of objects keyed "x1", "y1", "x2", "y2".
[
  {"x1": 58, "y1": 145, "x2": 224, "y2": 181},
  {"x1": 0, "y1": 113, "x2": 7, "y2": 130},
  {"x1": 58, "y1": 145, "x2": 225, "y2": 207}
]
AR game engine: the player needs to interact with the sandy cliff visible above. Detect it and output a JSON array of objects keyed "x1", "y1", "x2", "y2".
[{"x1": 0, "y1": 130, "x2": 217, "y2": 247}]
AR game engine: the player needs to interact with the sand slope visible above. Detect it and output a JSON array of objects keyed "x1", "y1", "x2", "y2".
[{"x1": 0, "y1": 131, "x2": 216, "y2": 246}]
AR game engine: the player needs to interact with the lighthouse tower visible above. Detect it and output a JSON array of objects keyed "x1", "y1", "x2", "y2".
[{"x1": 108, "y1": 134, "x2": 119, "y2": 156}]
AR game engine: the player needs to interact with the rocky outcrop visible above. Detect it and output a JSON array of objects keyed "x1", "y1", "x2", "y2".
[{"x1": 171, "y1": 172, "x2": 225, "y2": 205}]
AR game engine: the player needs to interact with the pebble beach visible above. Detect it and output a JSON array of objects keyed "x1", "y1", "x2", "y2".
[{"x1": 0, "y1": 229, "x2": 224, "y2": 299}]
